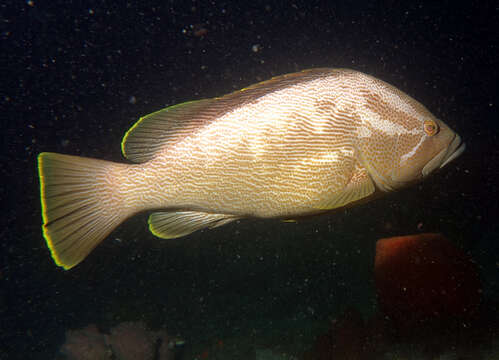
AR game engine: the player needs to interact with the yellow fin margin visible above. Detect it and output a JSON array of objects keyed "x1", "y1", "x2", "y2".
[{"x1": 38, "y1": 152, "x2": 125, "y2": 269}]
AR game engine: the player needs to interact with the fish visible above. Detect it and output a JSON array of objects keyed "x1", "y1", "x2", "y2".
[{"x1": 37, "y1": 68, "x2": 465, "y2": 269}]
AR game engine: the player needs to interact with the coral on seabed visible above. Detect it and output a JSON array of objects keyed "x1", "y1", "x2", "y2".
[
  {"x1": 106, "y1": 321, "x2": 156, "y2": 360},
  {"x1": 60, "y1": 324, "x2": 111, "y2": 360},
  {"x1": 375, "y1": 233, "x2": 482, "y2": 337},
  {"x1": 303, "y1": 308, "x2": 379, "y2": 360},
  {"x1": 59, "y1": 322, "x2": 173, "y2": 360}
]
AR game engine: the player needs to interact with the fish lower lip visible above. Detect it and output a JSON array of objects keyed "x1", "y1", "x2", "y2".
[{"x1": 440, "y1": 136, "x2": 465, "y2": 169}]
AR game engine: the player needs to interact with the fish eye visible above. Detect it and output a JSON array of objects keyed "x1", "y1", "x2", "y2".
[{"x1": 423, "y1": 120, "x2": 439, "y2": 136}]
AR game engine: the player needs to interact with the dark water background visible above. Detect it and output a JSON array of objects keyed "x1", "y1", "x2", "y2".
[{"x1": 2, "y1": 1, "x2": 498, "y2": 359}]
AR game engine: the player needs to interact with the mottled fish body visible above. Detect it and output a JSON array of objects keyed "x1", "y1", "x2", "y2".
[{"x1": 38, "y1": 68, "x2": 465, "y2": 269}]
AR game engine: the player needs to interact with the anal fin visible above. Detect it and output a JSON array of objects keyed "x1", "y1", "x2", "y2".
[{"x1": 148, "y1": 211, "x2": 238, "y2": 239}]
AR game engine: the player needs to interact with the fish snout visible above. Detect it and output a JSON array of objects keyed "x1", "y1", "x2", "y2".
[
  {"x1": 422, "y1": 133, "x2": 465, "y2": 177},
  {"x1": 439, "y1": 134, "x2": 465, "y2": 169}
]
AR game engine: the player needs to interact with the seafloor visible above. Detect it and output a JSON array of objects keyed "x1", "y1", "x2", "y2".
[{"x1": 51, "y1": 218, "x2": 499, "y2": 360}]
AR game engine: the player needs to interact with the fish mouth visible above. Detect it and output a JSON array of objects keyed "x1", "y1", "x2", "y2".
[
  {"x1": 422, "y1": 134, "x2": 465, "y2": 177},
  {"x1": 439, "y1": 134, "x2": 465, "y2": 169}
]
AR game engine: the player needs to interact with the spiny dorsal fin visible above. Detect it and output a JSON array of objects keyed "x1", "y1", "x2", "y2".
[{"x1": 121, "y1": 68, "x2": 339, "y2": 163}]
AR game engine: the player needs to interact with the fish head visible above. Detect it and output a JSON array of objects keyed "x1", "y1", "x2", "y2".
[
  {"x1": 356, "y1": 88, "x2": 465, "y2": 191},
  {"x1": 390, "y1": 117, "x2": 465, "y2": 185}
]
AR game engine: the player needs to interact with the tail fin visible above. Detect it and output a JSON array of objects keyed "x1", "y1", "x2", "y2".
[{"x1": 38, "y1": 152, "x2": 128, "y2": 270}]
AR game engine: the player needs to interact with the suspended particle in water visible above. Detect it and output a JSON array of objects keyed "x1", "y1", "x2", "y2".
[{"x1": 252, "y1": 44, "x2": 261, "y2": 53}]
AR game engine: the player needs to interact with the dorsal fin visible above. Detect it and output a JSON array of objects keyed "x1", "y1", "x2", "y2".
[
  {"x1": 121, "y1": 68, "x2": 337, "y2": 163},
  {"x1": 121, "y1": 99, "x2": 213, "y2": 163}
]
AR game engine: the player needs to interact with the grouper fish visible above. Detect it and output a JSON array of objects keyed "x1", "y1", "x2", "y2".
[{"x1": 37, "y1": 68, "x2": 465, "y2": 269}]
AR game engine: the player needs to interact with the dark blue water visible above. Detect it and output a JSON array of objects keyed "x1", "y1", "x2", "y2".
[{"x1": 2, "y1": 1, "x2": 498, "y2": 359}]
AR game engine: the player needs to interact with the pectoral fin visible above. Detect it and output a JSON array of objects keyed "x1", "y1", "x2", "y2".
[
  {"x1": 148, "y1": 211, "x2": 238, "y2": 239},
  {"x1": 315, "y1": 168, "x2": 376, "y2": 210}
]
